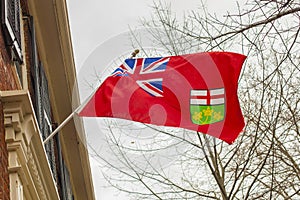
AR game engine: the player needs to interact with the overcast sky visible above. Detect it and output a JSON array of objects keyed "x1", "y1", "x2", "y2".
[
  {"x1": 67, "y1": 0, "x2": 242, "y2": 68},
  {"x1": 66, "y1": 1, "x2": 244, "y2": 199}
]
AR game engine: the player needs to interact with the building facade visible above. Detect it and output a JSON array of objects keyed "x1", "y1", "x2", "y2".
[{"x1": 0, "y1": 0, "x2": 95, "y2": 199}]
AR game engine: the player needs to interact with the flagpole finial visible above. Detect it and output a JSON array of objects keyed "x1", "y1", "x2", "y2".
[{"x1": 131, "y1": 49, "x2": 140, "y2": 58}]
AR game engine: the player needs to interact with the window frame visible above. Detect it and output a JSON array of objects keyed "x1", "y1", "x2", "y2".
[{"x1": 1, "y1": 0, "x2": 23, "y2": 62}]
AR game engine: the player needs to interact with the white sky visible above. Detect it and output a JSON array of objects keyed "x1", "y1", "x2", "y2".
[
  {"x1": 67, "y1": 0, "x2": 241, "y2": 68},
  {"x1": 66, "y1": 1, "x2": 244, "y2": 199}
]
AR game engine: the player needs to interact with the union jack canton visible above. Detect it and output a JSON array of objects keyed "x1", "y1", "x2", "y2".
[{"x1": 111, "y1": 57, "x2": 169, "y2": 97}]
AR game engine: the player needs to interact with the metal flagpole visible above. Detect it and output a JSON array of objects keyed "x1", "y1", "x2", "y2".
[
  {"x1": 43, "y1": 112, "x2": 74, "y2": 144},
  {"x1": 43, "y1": 90, "x2": 95, "y2": 144},
  {"x1": 43, "y1": 49, "x2": 140, "y2": 145},
  {"x1": 43, "y1": 107, "x2": 78, "y2": 144}
]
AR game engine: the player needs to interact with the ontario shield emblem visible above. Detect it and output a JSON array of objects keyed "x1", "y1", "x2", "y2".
[{"x1": 190, "y1": 88, "x2": 225, "y2": 125}]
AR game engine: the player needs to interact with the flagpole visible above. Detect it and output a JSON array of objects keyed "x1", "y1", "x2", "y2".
[
  {"x1": 43, "y1": 49, "x2": 140, "y2": 145},
  {"x1": 43, "y1": 111, "x2": 76, "y2": 144},
  {"x1": 43, "y1": 104, "x2": 83, "y2": 144},
  {"x1": 43, "y1": 91, "x2": 94, "y2": 144}
]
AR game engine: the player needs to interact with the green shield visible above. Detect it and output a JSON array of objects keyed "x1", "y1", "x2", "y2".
[{"x1": 190, "y1": 104, "x2": 225, "y2": 125}]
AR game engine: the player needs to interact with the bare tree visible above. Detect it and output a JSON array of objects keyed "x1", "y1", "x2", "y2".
[{"x1": 89, "y1": 0, "x2": 300, "y2": 199}]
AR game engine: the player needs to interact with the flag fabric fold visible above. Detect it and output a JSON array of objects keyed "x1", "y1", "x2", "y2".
[{"x1": 78, "y1": 52, "x2": 246, "y2": 144}]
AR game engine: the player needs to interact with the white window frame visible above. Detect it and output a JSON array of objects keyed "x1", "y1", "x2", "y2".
[{"x1": 2, "y1": 0, "x2": 23, "y2": 62}]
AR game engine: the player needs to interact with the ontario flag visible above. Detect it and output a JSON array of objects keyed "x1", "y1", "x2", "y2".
[{"x1": 78, "y1": 52, "x2": 246, "y2": 144}]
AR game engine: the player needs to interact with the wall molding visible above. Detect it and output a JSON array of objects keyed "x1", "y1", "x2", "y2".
[{"x1": 1, "y1": 90, "x2": 59, "y2": 200}]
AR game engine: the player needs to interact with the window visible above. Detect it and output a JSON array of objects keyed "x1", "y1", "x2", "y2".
[
  {"x1": 25, "y1": 16, "x2": 74, "y2": 199},
  {"x1": 1, "y1": 0, "x2": 23, "y2": 62},
  {"x1": 17, "y1": 181, "x2": 23, "y2": 200}
]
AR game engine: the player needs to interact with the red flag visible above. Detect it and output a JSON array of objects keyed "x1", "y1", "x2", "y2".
[{"x1": 78, "y1": 52, "x2": 246, "y2": 144}]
